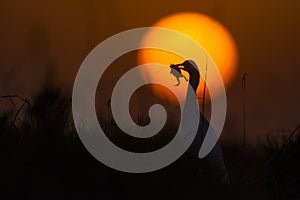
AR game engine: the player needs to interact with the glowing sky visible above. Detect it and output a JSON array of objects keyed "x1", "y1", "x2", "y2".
[{"x1": 0, "y1": 0, "x2": 299, "y2": 144}]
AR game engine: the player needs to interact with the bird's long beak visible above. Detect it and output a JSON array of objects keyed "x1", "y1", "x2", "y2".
[{"x1": 170, "y1": 63, "x2": 181, "y2": 67}]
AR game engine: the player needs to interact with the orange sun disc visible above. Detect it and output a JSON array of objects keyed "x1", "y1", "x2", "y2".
[{"x1": 138, "y1": 12, "x2": 238, "y2": 103}]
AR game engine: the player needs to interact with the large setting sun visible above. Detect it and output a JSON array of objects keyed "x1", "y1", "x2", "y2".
[{"x1": 138, "y1": 12, "x2": 238, "y2": 102}]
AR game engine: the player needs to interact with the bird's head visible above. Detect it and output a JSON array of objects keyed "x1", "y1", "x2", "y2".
[
  {"x1": 170, "y1": 60, "x2": 199, "y2": 75},
  {"x1": 170, "y1": 60, "x2": 200, "y2": 91}
]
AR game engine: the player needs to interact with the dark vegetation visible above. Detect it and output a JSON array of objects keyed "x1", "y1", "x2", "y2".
[{"x1": 0, "y1": 87, "x2": 299, "y2": 199}]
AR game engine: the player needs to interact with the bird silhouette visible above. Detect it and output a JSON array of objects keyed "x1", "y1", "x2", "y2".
[{"x1": 170, "y1": 60, "x2": 230, "y2": 185}]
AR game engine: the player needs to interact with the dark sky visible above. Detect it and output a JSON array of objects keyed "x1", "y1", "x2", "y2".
[{"x1": 0, "y1": 0, "x2": 299, "y2": 144}]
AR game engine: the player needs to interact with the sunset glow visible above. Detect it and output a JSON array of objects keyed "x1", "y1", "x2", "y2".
[{"x1": 138, "y1": 12, "x2": 238, "y2": 102}]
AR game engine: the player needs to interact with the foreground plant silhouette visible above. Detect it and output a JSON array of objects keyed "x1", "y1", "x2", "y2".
[{"x1": 0, "y1": 85, "x2": 299, "y2": 199}]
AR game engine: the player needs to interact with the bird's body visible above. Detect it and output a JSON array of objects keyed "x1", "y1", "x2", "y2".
[{"x1": 170, "y1": 60, "x2": 230, "y2": 185}]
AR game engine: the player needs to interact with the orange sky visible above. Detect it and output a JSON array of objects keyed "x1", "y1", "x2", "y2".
[{"x1": 0, "y1": 0, "x2": 299, "y2": 144}]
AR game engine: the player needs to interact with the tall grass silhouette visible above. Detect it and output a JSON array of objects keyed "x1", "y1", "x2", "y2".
[{"x1": 0, "y1": 85, "x2": 299, "y2": 199}]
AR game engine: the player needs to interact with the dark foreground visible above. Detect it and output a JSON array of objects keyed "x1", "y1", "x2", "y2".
[{"x1": 1, "y1": 88, "x2": 300, "y2": 199}]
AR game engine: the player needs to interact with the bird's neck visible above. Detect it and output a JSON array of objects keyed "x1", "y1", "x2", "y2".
[{"x1": 188, "y1": 71, "x2": 200, "y2": 92}]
